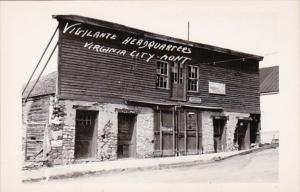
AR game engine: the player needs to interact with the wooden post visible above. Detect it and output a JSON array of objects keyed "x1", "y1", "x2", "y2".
[
  {"x1": 245, "y1": 121, "x2": 251, "y2": 150},
  {"x1": 256, "y1": 120, "x2": 261, "y2": 145},
  {"x1": 159, "y1": 110, "x2": 163, "y2": 157},
  {"x1": 196, "y1": 111, "x2": 199, "y2": 155},
  {"x1": 184, "y1": 110, "x2": 187, "y2": 155},
  {"x1": 223, "y1": 120, "x2": 227, "y2": 151},
  {"x1": 172, "y1": 107, "x2": 175, "y2": 156}
]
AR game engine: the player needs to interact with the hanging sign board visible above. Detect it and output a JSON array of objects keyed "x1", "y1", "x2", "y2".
[
  {"x1": 188, "y1": 97, "x2": 202, "y2": 104},
  {"x1": 209, "y1": 81, "x2": 226, "y2": 95}
]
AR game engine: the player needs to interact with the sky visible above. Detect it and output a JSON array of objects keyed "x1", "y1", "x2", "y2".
[
  {"x1": 0, "y1": 1, "x2": 299, "y2": 192},
  {"x1": 0, "y1": 1, "x2": 289, "y2": 84}
]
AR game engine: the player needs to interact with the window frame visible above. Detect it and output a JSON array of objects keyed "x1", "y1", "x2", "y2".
[
  {"x1": 156, "y1": 60, "x2": 170, "y2": 89},
  {"x1": 187, "y1": 65, "x2": 199, "y2": 92}
]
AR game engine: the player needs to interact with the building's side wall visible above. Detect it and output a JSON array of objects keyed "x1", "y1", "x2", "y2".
[
  {"x1": 47, "y1": 99, "x2": 155, "y2": 165},
  {"x1": 194, "y1": 62, "x2": 260, "y2": 114},
  {"x1": 22, "y1": 95, "x2": 51, "y2": 167}
]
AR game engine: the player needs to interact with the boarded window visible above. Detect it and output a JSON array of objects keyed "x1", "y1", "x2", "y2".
[
  {"x1": 156, "y1": 60, "x2": 169, "y2": 89},
  {"x1": 25, "y1": 123, "x2": 46, "y2": 160}
]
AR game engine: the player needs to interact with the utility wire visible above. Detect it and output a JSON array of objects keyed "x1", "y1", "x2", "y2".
[
  {"x1": 25, "y1": 42, "x2": 58, "y2": 102},
  {"x1": 22, "y1": 25, "x2": 58, "y2": 95}
]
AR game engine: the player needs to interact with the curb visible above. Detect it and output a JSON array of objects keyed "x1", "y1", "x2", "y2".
[{"x1": 23, "y1": 144, "x2": 278, "y2": 183}]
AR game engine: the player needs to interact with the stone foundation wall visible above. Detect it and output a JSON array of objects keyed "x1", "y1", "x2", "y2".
[
  {"x1": 222, "y1": 112, "x2": 250, "y2": 151},
  {"x1": 136, "y1": 108, "x2": 154, "y2": 158},
  {"x1": 23, "y1": 95, "x2": 254, "y2": 168},
  {"x1": 201, "y1": 111, "x2": 220, "y2": 153},
  {"x1": 47, "y1": 99, "x2": 155, "y2": 164}
]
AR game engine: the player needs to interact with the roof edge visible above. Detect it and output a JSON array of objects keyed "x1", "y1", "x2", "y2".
[{"x1": 53, "y1": 14, "x2": 263, "y2": 61}]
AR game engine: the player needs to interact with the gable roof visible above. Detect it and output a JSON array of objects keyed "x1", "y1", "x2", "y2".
[
  {"x1": 53, "y1": 14, "x2": 263, "y2": 61},
  {"x1": 22, "y1": 71, "x2": 57, "y2": 99},
  {"x1": 260, "y1": 66, "x2": 279, "y2": 94}
]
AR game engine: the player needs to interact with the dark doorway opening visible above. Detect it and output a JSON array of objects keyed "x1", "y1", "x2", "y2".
[
  {"x1": 213, "y1": 119, "x2": 226, "y2": 153},
  {"x1": 250, "y1": 114, "x2": 260, "y2": 144},
  {"x1": 234, "y1": 120, "x2": 250, "y2": 150},
  {"x1": 74, "y1": 110, "x2": 98, "y2": 159},
  {"x1": 117, "y1": 113, "x2": 137, "y2": 158}
]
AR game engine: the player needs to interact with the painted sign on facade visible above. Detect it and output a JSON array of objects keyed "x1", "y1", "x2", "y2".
[
  {"x1": 188, "y1": 97, "x2": 202, "y2": 104},
  {"x1": 209, "y1": 81, "x2": 226, "y2": 95},
  {"x1": 62, "y1": 22, "x2": 192, "y2": 65}
]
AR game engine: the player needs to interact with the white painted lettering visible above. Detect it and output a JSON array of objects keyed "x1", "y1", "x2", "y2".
[
  {"x1": 63, "y1": 22, "x2": 81, "y2": 34},
  {"x1": 122, "y1": 37, "x2": 132, "y2": 45},
  {"x1": 146, "y1": 53, "x2": 155, "y2": 62},
  {"x1": 84, "y1": 42, "x2": 94, "y2": 49}
]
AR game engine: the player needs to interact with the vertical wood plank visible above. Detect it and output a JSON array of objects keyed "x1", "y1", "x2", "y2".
[
  {"x1": 159, "y1": 109, "x2": 162, "y2": 157},
  {"x1": 196, "y1": 111, "x2": 199, "y2": 155},
  {"x1": 245, "y1": 121, "x2": 251, "y2": 150},
  {"x1": 172, "y1": 107, "x2": 175, "y2": 156},
  {"x1": 256, "y1": 120, "x2": 261, "y2": 145},
  {"x1": 183, "y1": 64, "x2": 187, "y2": 101},
  {"x1": 184, "y1": 110, "x2": 187, "y2": 155}
]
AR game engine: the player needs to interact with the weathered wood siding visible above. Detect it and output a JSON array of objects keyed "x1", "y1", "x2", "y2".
[
  {"x1": 23, "y1": 96, "x2": 50, "y2": 160},
  {"x1": 190, "y1": 61, "x2": 260, "y2": 113},
  {"x1": 57, "y1": 18, "x2": 260, "y2": 113}
]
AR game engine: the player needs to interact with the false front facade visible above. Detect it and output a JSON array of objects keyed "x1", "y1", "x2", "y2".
[{"x1": 22, "y1": 15, "x2": 263, "y2": 167}]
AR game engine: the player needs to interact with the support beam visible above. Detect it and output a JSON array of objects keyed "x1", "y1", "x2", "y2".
[
  {"x1": 172, "y1": 107, "x2": 175, "y2": 156},
  {"x1": 196, "y1": 112, "x2": 199, "y2": 155},
  {"x1": 22, "y1": 26, "x2": 58, "y2": 95},
  {"x1": 184, "y1": 110, "x2": 187, "y2": 155},
  {"x1": 159, "y1": 110, "x2": 162, "y2": 157}
]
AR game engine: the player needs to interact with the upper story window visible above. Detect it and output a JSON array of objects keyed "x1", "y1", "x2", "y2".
[
  {"x1": 188, "y1": 65, "x2": 199, "y2": 92},
  {"x1": 172, "y1": 62, "x2": 183, "y2": 84},
  {"x1": 156, "y1": 61, "x2": 169, "y2": 89}
]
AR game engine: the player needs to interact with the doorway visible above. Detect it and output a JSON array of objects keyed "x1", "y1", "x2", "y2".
[
  {"x1": 154, "y1": 108, "x2": 202, "y2": 157},
  {"x1": 234, "y1": 120, "x2": 250, "y2": 150},
  {"x1": 74, "y1": 110, "x2": 98, "y2": 159},
  {"x1": 171, "y1": 62, "x2": 186, "y2": 101},
  {"x1": 213, "y1": 119, "x2": 226, "y2": 153},
  {"x1": 117, "y1": 113, "x2": 137, "y2": 158}
]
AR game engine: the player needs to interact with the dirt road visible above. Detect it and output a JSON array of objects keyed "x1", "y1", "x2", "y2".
[{"x1": 53, "y1": 148, "x2": 278, "y2": 183}]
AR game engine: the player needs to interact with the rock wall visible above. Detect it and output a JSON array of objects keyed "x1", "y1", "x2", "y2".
[
  {"x1": 23, "y1": 95, "x2": 253, "y2": 168},
  {"x1": 201, "y1": 111, "x2": 220, "y2": 153},
  {"x1": 47, "y1": 99, "x2": 155, "y2": 164},
  {"x1": 222, "y1": 112, "x2": 250, "y2": 151}
]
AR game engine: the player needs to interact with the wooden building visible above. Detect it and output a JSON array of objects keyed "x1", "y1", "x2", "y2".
[{"x1": 22, "y1": 15, "x2": 263, "y2": 166}]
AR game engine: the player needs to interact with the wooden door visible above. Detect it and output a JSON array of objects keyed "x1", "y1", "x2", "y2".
[
  {"x1": 213, "y1": 119, "x2": 226, "y2": 153},
  {"x1": 171, "y1": 62, "x2": 186, "y2": 101},
  {"x1": 177, "y1": 110, "x2": 202, "y2": 155},
  {"x1": 154, "y1": 109, "x2": 175, "y2": 157},
  {"x1": 74, "y1": 110, "x2": 98, "y2": 159},
  {"x1": 117, "y1": 113, "x2": 136, "y2": 158},
  {"x1": 154, "y1": 108, "x2": 202, "y2": 157}
]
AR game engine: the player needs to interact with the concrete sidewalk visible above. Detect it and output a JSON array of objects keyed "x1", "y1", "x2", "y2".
[{"x1": 22, "y1": 145, "x2": 277, "y2": 183}]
